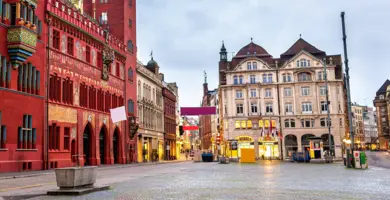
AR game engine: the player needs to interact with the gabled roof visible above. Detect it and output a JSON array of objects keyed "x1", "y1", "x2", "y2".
[
  {"x1": 281, "y1": 38, "x2": 325, "y2": 57},
  {"x1": 376, "y1": 79, "x2": 390, "y2": 96}
]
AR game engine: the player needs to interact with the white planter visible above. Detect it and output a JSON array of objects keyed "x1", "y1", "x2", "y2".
[{"x1": 55, "y1": 166, "x2": 97, "y2": 189}]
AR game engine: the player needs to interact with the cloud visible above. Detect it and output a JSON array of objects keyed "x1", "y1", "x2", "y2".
[{"x1": 137, "y1": 0, "x2": 390, "y2": 108}]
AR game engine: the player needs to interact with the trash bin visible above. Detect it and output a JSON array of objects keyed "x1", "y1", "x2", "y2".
[{"x1": 202, "y1": 153, "x2": 213, "y2": 162}]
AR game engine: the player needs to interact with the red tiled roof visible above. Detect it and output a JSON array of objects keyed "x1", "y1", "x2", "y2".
[
  {"x1": 281, "y1": 38, "x2": 325, "y2": 57},
  {"x1": 236, "y1": 42, "x2": 270, "y2": 57}
]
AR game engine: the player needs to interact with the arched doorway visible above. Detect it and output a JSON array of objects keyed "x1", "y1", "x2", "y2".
[
  {"x1": 113, "y1": 127, "x2": 120, "y2": 164},
  {"x1": 284, "y1": 134, "x2": 298, "y2": 158},
  {"x1": 301, "y1": 134, "x2": 315, "y2": 152},
  {"x1": 99, "y1": 126, "x2": 108, "y2": 165},
  {"x1": 83, "y1": 123, "x2": 92, "y2": 166}
]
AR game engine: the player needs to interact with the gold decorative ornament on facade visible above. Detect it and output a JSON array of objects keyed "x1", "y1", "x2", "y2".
[
  {"x1": 102, "y1": 44, "x2": 115, "y2": 81},
  {"x1": 7, "y1": 26, "x2": 37, "y2": 68},
  {"x1": 49, "y1": 105, "x2": 77, "y2": 123}
]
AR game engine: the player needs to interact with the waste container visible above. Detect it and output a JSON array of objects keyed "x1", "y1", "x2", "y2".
[{"x1": 202, "y1": 153, "x2": 213, "y2": 162}]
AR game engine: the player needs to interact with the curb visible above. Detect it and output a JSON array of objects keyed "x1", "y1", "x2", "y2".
[{"x1": 0, "y1": 160, "x2": 190, "y2": 180}]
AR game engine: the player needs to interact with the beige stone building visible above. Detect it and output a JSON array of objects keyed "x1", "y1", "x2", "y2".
[
  {"x1": 136, "y1": 58, "x2": 164, "y2": 162},
  {"x1": 373, "y1": 80, "x2": 390, "y2": 150},
  {"x1": 351, "y1": 104, "x2": 365, "y2": 148},
  {"x1": 219, "y1": 38, "x2": 345, "y2": 160}
]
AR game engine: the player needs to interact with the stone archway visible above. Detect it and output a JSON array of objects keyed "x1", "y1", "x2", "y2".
[
  {"x1": 99, "y1": 125, "x2": 108, "y2": 165},
  {"x1": 83, "y1": 123, "x2": 93, "y2": 166},
  {"x1": 301, "y1": 134, "x2": 315, "y2": 151},
  {"x1": 284, "y1": 134, "x2": 298, "y2": 158},
  {"x1": 113, "y1": 127, "x2": 120, "y2": 164}
]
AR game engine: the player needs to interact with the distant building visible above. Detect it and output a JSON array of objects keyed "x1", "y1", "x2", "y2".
[
  {"x1": 199, "y1": 73, "x2": 216, "y2": 151},
  {"x1": 351, "y1": 104, "x2": 365, "y2": 148},
  {"x1": 136, "y1": 58, "x2": 164, "y2": 162},
  {"x1": 373, "y1": 80, "x2": 390, "y2": 150},
  {"x1": 363, "y1": 106, "x2": 378, "y2": 150},
  {"x1": 218, "y1": 38, "x2": 345, "y2": 160},
  {"x1": 162, "y1": 77, "x2": 177, "y2": 160}
]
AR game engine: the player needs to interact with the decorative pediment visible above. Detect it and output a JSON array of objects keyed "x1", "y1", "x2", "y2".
[
  {"x1": 232, "y1": 57, "x2": 271, "y2": 72},
  {"x1": 282, "y1": 50, "x2": 324, "y2": 69}
]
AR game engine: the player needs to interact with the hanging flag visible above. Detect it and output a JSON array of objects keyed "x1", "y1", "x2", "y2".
[
  {"x1": 110, "y1": 106, "x2": 127, "y2": 123},
  {"x1": 269, "y1": 119, "x2": 272, "y2": 135},
  {"x1": 276, "y1": 128, "x2": 283, "y2": 140}
]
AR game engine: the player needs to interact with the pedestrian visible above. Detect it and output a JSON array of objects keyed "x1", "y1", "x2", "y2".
[{"x1": 185, "y1": 151, "x2": 189, "y2": 160}]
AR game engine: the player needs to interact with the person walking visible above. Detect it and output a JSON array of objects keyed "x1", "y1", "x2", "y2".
[{"x1": 185, "y1": 150, "x2": 189, "y2": 160}]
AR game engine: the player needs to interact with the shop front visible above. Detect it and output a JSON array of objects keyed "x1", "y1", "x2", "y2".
[
  {"x1": 258, "y1": 135, "x2": 279, "y2": 160},
  {"x1": 236, "y1": 136, "x2": 254, "y2": 159}
]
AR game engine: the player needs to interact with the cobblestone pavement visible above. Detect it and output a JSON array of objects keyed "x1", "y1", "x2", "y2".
[{"x1": 1, "y1": 159, "x2": 389, "y2": 200}]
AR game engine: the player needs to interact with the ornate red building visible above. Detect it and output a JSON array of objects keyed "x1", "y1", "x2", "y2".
[
  {"x1": 0, "y1": 0, "x2": 137, "y2": 173},
  {"x1": 199, "y1": 77, "x2": 212, "y2": 150},
  {"x1": 163, "y1": 84, "x2": 177, "y2": 160},
  {"x1": 0, "y1": 0, "x2": 45, "y2": 172}
]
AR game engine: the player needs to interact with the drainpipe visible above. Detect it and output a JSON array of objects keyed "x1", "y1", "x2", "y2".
[
  {"x1": 44, "y1": 16, "x2": 51, "y2": 170},
  {"x1": 275, "y1": 61, "x2": 283, "y2": 160}
]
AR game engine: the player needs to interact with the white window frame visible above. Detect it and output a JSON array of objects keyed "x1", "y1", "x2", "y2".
[
  {"x1": 267, "y1": 74, "x2": 272, "y2": 83},
  {"x1": 251, "y1": 103, "x2": 258, "y2": 113},
  {"x1": 262, "y1": 74, "x2": 267, "y2": 83},
  {"x1": 250, "y1": 89, "x2": 256, "y2": 98},
  {"x1": 266, "y1": 103, "x2": 273, "y2": 114},
  {"x1": 265, "y1": 88, "x2": 272, "y2": 97},
  {"x1": 284, "y1": 88, "x2": 292, "y2": 97},
  {"x1": 321, "y1": 101, "x2": 328, "y2": 113},
  {"x1": 301, "y1": 86, "x2": 310, "y2": 96},
  {"x1": 249, "y1": 75, "x2": 256, "y2": 84},
  {"x1": 247, "y1": 62, "x2": 252, "y2": 70},
  {"x1": 236, "y1": 104, "x2": 244, "y2": 114},
  {"x1": 320, "y1": 86, "x2": 326, "y2": 96},
  {"x1": 235, "y1": 90, "x2": 243, "y2": 99},
  {"x1": 285, "y1": 103, "x2": 293, "y2": 114},
  {"x1": 252, "y1": 62, "x2": 257, "y2": 70},
  {"x1": 301, "y1": 102, "x2": 312, "y2": 114}
]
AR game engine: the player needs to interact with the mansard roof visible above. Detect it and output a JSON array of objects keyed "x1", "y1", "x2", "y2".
[{"x1": 281, "y1": 38, "x2": 325, "y2": 58}]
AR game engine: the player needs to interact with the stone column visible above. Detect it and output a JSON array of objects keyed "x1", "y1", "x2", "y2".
[{"x1": 297, "y1": 135, "x2": 302, "y2": 152}]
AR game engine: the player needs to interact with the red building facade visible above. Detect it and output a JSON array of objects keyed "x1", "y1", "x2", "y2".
[
  {"x1": 0, "y1": 0, "x2": 137, "y2": 173},
  {"x1": 163, "y1": 86, "x2": 176, "y2": 160},
  {"x1": 0, "y1": 0, "x2": 46, "y2": 172},
  {"x1": 199, "y1": 82, "x2": 212, "y2": 150}
]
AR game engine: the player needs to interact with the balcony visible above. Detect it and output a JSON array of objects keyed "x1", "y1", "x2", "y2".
[{"x1": 7, "y1": 26, "x2": 37, "y2": 68}]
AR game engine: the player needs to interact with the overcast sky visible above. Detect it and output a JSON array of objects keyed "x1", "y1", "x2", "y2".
[{"x1": 136, "y1": 0, "x2": 390, "y2": 108}]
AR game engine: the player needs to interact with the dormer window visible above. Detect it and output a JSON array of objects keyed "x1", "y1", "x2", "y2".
[
  {"x1": 239, "y1": 75, "x2": 243, "y2": 84},
  {"x1": 380, "y1": 95, "x2": 385, "y2": 100},
  {"x1": 233, "y1": 76, "x2": 238, "y2": 85},
  {"x1": 247, "y1": 62, "x2": 252, "y2": 70},
  {"x1": 300, "y1": 59, "x2": 307, "y2": 67},
  {"x1": 252, "y1": 62, "x2": 257, "y2": 69}
]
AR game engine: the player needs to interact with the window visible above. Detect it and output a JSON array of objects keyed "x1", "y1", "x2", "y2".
[
  {"x1": 128, "y1": 99, "x2": 134, "y2": 114},
  {"x1": 247, "y1": 62, "x2": 252, "y2": 70},
  {"x1": 116, "y1": 63, "x2": 120, "y2": 77},
  {"x1": 251, "y1": 103, "x2": 258, "y2": 113},
  {"x1": 284, "y1": 88, "x2": 292, "y2": 97},
  {"x1": 100, "y1": 0, "x2": 108, "y2": 3},
  {"x1": 64, "y1": 127, "x2": 70, "y2": 150},
  {"x1": 301, "y1": 118, "x2": 315, "y2": 128},
  {"x1": 129, "y1": 19, "x2": 132, "y2": 27},
  {"x1": 300, "y1": 59, "x2": 307, "y2": 67},
  {"x1": 321, "y1": 101, "x2": 329, "y2": 112},
  {"x1": 318, "y1": 71, "x2": 325, "y2": 81},
  {"x1": 301, "y1": 102, "x2": 312, "y2": 113},
  {"x1": 262, "y1": 74, "x2": 267, "y2": 83},
  {"x1": 296, "y1": 60, "x2": 300, "y2": 67},
  {"x1": 86, "y1": 46, "x2": 91, "y2": 63},
  {"x1": 301, "y1": 86, "x2": 310, "y2": 96},
  {"x1": 0, "y1": 112, "x2": 6, "y2": 149},
  {"x1": 100, "y1": 11, "x2": 108, "y2": 24},
  {"x1": 284, "y1": 119, "x2": 295, "y2": 128},
  {"x1": 235, "y1": 121, "x2": 241, "y2": 129},
  {"x1": 235, "y1": 90, "x2": 243, "y2": 99},
  {"x1": 267, "y1": 74, "x2": 272, "y2": 83},
  {"x1": 307, "y1": 60, "x2": 311, "y2": 67},
  {"x1": 249, "y1": 75, "x2": 256, "y2": 83},
  {"x1": 239, "y1": 76, "x2": 243, "y2": 84},
  {"x1": 250, "y1": 89, "x2": 256, "y2": 97},
  {"x1": 265, "y1": 88, "x2": 272, "y2": 97},
  {"x1": 129, "y1": 0, "x2": 133, "y2": 7},
  {"x1": 379, "y1": 95, "x2": 385, "y2": 100},
  {"x1": 233, "y1": 76, "x2": 238, "y2": 84},
  {"x1": 127, "y1": 40, "x2": 134, "y2": 52},
  {"x1": 236, "y1": 104, "x2": 243, "y2": 114},
  {"x1": 17, "y1": 62, "x2": 40, "y2": 94},
  {"x1": 67, "y1": 37, "x2": 74, "y2": 56},
  {"x1": 285, "y1": 103, "x2": 293, "y2": 113},
  {"x1": 266, "y1": 103, "x2": 273, "y2": 113},
  {"x1": 320, "y1": 118, "x2": 332, "y2": 127},
  {"x1": 18, "y1": 115, "x2": 36, "y2": 149},
  {"x1": 128, "y1": 68, "x2": 133, "y2": 82},
  {"x1": 252, "y1": 62, "x2": 257, "y2": 69},
  {"x1": 282, "y1": 73, "x2": 292, "y2": 82},
  {"x1": 62, "y1": 78, "x2": 73, "y2": 105},
  {"x1": 340, "y1": 118, "x2": 343, "y2": 127},
  {"x1": 79, "y1": 83, "x2": 88, "y2": 108},
  {"x1": 49, "y1": 73, "x2": 61, "y2": 102},
  {"x1": 52, "y1": 29, "x2": 60, "y2": 50},
  {"x1": 298, "y1": 72, "x2": 311, "y2": 81},
  {"x1": 320, "y1": 86, "x2": 326, "y2": 96}
]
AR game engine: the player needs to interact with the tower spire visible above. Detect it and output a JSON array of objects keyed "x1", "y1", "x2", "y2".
[{"x1": 203, "y1": 70, "x2": 207, "y2": 84}]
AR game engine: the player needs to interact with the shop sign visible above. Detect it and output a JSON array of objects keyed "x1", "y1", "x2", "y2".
[{"x1": 237, "y1": 136, "x2": 253, "y2": 142}]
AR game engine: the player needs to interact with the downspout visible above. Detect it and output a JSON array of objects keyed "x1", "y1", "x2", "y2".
[
  {"x1": 275, "y1": 61, "x2": 283, "y2": 160},
  {"x1": 44, "y1": 14, "x2": 51, "y2": 170}
]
